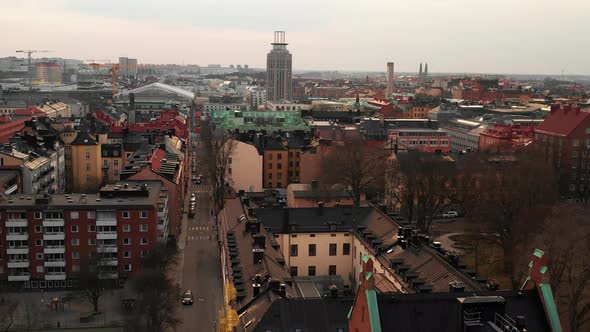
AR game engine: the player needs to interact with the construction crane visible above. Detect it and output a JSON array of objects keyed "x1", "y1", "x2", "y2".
[
  {"x1": 86, "y1": 61, "x2": 142, "y2": 97},
  {"x1": 16, "y1": 49, "x2": 52, "y2": 88}
]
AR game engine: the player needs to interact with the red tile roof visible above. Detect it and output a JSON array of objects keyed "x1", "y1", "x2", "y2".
[
  {"x1": 150, "y1": 148, "x2": 167, "y2": 171},
  {"x1": 537, "y1": 106, "x2": 590, "y2": 137}
]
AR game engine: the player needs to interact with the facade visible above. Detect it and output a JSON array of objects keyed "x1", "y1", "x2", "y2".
[
  {"x1": 118, "y1": 57, "x2": 138, "y2": 78},
  {"x1": 101, "y1": 144, "x2": 123, "y2": 184},
  {"x1": 225, "y1": 140, "x2": 263, "y2": 192},
  {"x1": 442, "y1": 118, "x2": 484, "y2": 152},
  {"x1": 71, "y1": 132, "x2": 102, "y2": 193},
  {"x1": 36, "y1": 102, "x2": 71, "y2": 118},
  {"x1": 265, "y1": 101, "x2": 307, "y2": 112},
  {"x1": 258, "y1": 136, "x2": 305, "y2": 189},
  {"x1": 247, "y1": 86, "x2": 267, "y2": 109},
  {"x1": 0, "y1": 181, "x2": 168, "y2": 289},
  {"x1": 266, "y1": 31, "x2": 292, "y2": 102},
  {"x1": 0, "y1": 146, "x2": 53, "y2": 195},
  {"x1": 34, "y1": 62, "x2": 62, "y2": 84},
  {"x1": 387, "y1": 128, "x2": 451, "y2": 153}
]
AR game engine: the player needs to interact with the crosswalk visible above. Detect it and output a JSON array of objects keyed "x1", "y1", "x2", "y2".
[
  {"x1": 187, "y1": 235, "x2": 210, "y2": 241},
  {"x1": 190, "y1": 226, "x2": 209, "y2": 231}
]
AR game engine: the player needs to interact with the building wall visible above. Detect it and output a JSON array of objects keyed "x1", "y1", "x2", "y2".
[
  {"x1": 276, "y1": 232, "x2": 355, "y2": 286},
  {"x1": 71, "y1": 143, "x2": 102, "y2": 192},
  {"x1": 444, "y1": 126, "x2": 480, "y2": 152},
  {"x1": 266, "y1": 49, "x2": 293, "y2": 102},
  {"x1": 406, "y1": 106, "x2": 433, "y2": 119},
  {"x1": 390, "y1": 132, "x2": 451, "y2": 153},
  {"x1": 226, "y1": 140, "x2": 263, "y2": 192}
]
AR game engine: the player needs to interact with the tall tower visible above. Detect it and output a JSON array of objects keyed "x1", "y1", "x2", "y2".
[
  {"x1": 266, "y1": 31, "x2": 292, "y2": 102},
  {"x1": 419, "y1": 62, "x2": 423, "y2": 79},
  {"x1": 424, "y1": 63, "x2": 428, "y2": 78},
  {"x1": 386, "y1": 62, "x2": 394, "y2": 100}
]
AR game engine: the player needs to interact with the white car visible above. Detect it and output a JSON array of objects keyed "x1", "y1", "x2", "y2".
[{"x1": 442, "y1": 211, "x2": 459, "y2": 218}]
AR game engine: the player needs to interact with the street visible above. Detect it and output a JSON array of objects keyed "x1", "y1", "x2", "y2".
[{"x1": 176, "y1": 138, "x2": 223, "y2": 332}]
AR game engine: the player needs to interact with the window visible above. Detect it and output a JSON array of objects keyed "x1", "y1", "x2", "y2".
[
  {"x1": 85, "y1": 152, "x2": 90, "y2": 159},
  {"x1": 35, "y1": 225, "x2": 42, "y2": 233},
  {"x1": 122, "y1": 211, "x2": 130, "y2": 219},
  {"x1": 36, "y1": 253, "x2": 43, "y2": 260},
  {"x1": 290, "y1": 266, "x2": 298, "y2": 276},
  {"x1": 573, "y1": 150, "x2": 578, "y2": 157},
  {"x1": 329, "y1": 243, "x2": 337, "y2": 256},
  {"x1": 86, "y1": 175, "x2": 91, "y2": 183},
  {"x1": 86, "y1": 163, "x2": 91, "y2": 171},
  {"x1": 36, "y1": 239, "x2": 43, "y2": 246},
  {"x1": 277, "y1": 172, "x2": 283, "y2": 179},
  {"x1": 71, "y1": 238, "x2": 80, "y2": 246},
  {"x1": 140, "y1": 250, "x2": 147, "y2": 258},
  {"x1": 72, "y1": 252, "x2": 80, "y2": 259},
  {"x1": 140, "y1": 238, "x2": 148, "y2": 245},
  {"x1": 268, "y1": 173, "x2": 272, "y2": 179},
  {"x1": 71, "y1": 211, "x2": 79, "y2": 219},
  {"x1": 290, "y1": 244, "x2": 298, "y2": 257},
  {"x1": 114, "y1": 170, "x2": 119, "y2": 177},
  {"x1": 573, "y1": 139, "x2": 580, "y2": 146},
  {"x1": 308, "y1": 244, "x2": 316, "y2": 256},
  {"x1": 277, "y1": 163, "x2": 282, "y2": 170},
  {"x1": 71, "y1": 225, "x2": 79, "y2": 233},
  {"x1": 140, "y1": 211, "x2": 148, "y2": 219},
  {"x1": 277, "y1": 153, "x2": 282, "y2": 160},
  {"x1": 310, "y1": 234, "x2": 315, "y2": 238},
  {"x1": 329, "y1": 265, "x2": 337, "y2": 275},
  {"x1": 268, "y1": 163, "x2": 273, "y2": 169},
  {"x1": 124, "y1": 264, "x2": 132, "y2": 272},
  {"x1": 124, "y1": 251, "x2": 131, "y2": 258},
  {"x1": 34, "y1": 212, "x2": 42, "y2": 219},
  {"x1": 308, "y1": 266, "x2": 316, "y2": 276},
  {"x1": 268, "y1": 153, "x2": 273, "y2": 160},
  {"x1": 123, "y1": 224, "x2": 131, "y2": 232},
  {"x1": 570, "y1": 184, "x2": 576, "y2": 191},
  {"x1": 343, "y1": 243, "x2": 351, "y2": 255},
  {"x1": 114, "y1": 160, "x2": 119, "y2": 166},
  {"x1": 36, "y1": 266, "x2": 43, "y2": 273},
  {"x1": 140, "y1": 224, "x2": 148, "y2": 232},
  {"x1": 103, "y1": 159, "x2": 108, "y2": 166},
  {"x1": 88, "y1": 225, "x2": 96, "y2": 232},
  {"x1": 124, "y1": 238, "x2": 131, "y2": 245},
  {"x1": 87, "y1": 211, "x2": 95, "y2": 219},
  {"x1": 88, "y1": 238, "x2": 96, "y2": 246}
]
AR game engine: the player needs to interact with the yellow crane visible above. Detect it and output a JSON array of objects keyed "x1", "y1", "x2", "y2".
[
  {"x1": 16, "y1": 49, "x2": 52, "y2": 88},
  {"x1": 86, "y1": 60, "x2": 141, "y2": 96}
]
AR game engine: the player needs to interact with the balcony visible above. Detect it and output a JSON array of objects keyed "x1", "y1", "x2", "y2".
[
  {"x1": 8, "y1": 274, "x2": 30, "y2": 282},
  {"x1": 97, "y1": 232, "x2": 117, "y2": 240},
  {"x1": 98, "y1": 259, "x2": 118, "y2": 266},
  {"x1": 45, "y1": 273, "x2": 66, "y2": 281},
  {"x1": 6, "y1": 233, "x2": 28, "y2": 241},
  {"x1": 43, "y1": 219, "x2": 64, "y2": 227},
  {"x1": 97, "y1": 246, "x2": 118, "y2": 253},
  {"x1": 43, "y1": 233, "x2": 65, "y2": 241},
  {"x1": 96, "y1": 218, "x2": 117, "y2": 226},
  {"x1": 44, "y1": 260, "x2": 66, "y2": 267},
  {"x1": 6, "y1": 219, "x2": 27, "y2": 227},
  {"x1": 7, "y1": 260, "x2": 30, "y2": 268},
  {"x1": 44, "y1": 246, "x2": 65, "y2": 254},
  {"x1": 7, "y1": 247, "x2": 28, "y2": 255},
  {"x1": 98, "y1": 272, "x2": 118, "y2": 280}
]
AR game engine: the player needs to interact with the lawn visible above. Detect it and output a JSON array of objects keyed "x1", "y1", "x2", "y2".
[{"x1": 448, "y1": 233, "x2": 512, "y2": 290}]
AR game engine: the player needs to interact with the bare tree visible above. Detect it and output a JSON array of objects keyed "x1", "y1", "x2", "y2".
[
  {"x1": 210, "y1": 136, "x2": 238, "y2": 211},
  {"x1": 321, "y1": 139, "x2": 388, "y2": 207},
  {"x1": 125, "y1": 244, "x2": 181, "y2": 332},
  {"x1": 75, "y1": 254, "x2": 115, "y2": 313}
]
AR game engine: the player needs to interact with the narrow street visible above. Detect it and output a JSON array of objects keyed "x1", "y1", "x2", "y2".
[{"x1": 176, "y1": 136, "x2": 223, "y2": 331}]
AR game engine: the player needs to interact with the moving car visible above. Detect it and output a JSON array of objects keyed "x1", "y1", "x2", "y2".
[
  {"x1": 442, "y1": 210, "x2": 459, "y2": 218},
  {"x1": 182, "y1": 290, "x2": 193, "y2": 305}
]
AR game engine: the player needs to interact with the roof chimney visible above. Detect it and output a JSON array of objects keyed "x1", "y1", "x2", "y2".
[{"x1": 317, "y1": 201, "x2": 324, "y2": 216}]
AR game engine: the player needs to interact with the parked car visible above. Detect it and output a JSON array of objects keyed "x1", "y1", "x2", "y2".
[
  {"x1": 182, "y1": 290, "x2": 193, "y2": 305},
  {"x1": 442, "y1": 210, "x2": 459, "y2": 218}
]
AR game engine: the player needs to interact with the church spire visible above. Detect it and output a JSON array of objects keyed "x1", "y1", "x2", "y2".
[
  {"x1": 424, "y1": 63, "x2": 428, "y2": 78},
  {"x1": 419, "y1": 62, "x2": 423, "y2": 79}
]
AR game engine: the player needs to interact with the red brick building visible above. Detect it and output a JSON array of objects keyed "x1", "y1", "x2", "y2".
[
  {"x1": 0, "y1": 108, "x2": 47, "y2": 144},
  {"x1": 479, "y1": 123, "x2": 534, "y2": 152},
  {"x1": 535, "y1": 104, "x2": 590, "y2": 197},
  {"x1": 0, "y1": 180, "x2": 168, "y2": 289}
]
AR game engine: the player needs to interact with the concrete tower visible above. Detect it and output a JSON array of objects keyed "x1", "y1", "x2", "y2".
[
  {"x1": 266, "y1": 31, "x2": 292, "y2": 102},
  {"x1": 386, "y1": 62, "x2": 394, "y2": 100}
]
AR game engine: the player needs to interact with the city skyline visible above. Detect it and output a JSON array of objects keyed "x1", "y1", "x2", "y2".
[{"x1": 1, "y1": 0, "x2": 588, "y2": 75}]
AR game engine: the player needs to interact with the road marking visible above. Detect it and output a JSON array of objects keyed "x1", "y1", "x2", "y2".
[{"x1": 187, "y1": 235, "x2": 210, "y2": 241}]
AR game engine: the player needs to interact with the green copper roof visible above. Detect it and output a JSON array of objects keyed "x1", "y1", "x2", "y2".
[
  {"x1": 366, "y1": 272, "x2": 373, "y2": 281},
  {"x1": 533, "y1": 249, "x2": 545, "y2": 258},
  {"x1": 211, "y1": 110, "x2": 310, "y2": 132},
  {"x1": 362, "y1": 255, "x2": 370, "y2": 263},
  {"x1": 540, "y1": 283, "x2": 563, "y2": 332},
  {"x1": 366, "y1": 289, "x2": 382, "y2": 332},
  {"x1": 540, "y1": 266, "x2": 548, "y2": 275}
]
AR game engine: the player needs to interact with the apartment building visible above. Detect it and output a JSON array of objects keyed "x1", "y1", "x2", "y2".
[
  {"x1": 71, "y1": 132, "x2": 102, "y2": 192},
  {"x1": 0, "y1": 145, "x2": 53, "y2": 195},
  {"x1": 101, "y1": 144, "x2": 123, "y2": 184},
  {"x1": 0, "y1": 180, "x2": 169, "y2": 289}
]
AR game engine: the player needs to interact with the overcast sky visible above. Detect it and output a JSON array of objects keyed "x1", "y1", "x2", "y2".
[{"x1": 1, "y1": 0, "x2": 588, "y2": 74}]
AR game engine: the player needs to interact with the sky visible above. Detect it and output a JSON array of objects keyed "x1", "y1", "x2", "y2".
[{"x1": 0, "y1": 0, "x2": 588, "y2": 75}]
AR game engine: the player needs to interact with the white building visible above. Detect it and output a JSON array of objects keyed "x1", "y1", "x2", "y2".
[
  {"x1": 247, "y1": 86, "x2": 267, "y2": 110},
  {"x1": 118, "y1": 57, "x2": 138, "y2": 78},
  {"x1": 441, "y1": 118, "x2": 485, "y2": 152}
]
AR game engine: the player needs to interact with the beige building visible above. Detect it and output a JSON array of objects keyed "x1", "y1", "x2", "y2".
[
  {"x1": 225, "y1": 139, "x2": 263, "y2": 192},
  {"x1": 70, "y1": 132, "x2": 102, "y2": 192},
  {"x1": 37, "y1": 102, "x2": 71, "y2": 118}
]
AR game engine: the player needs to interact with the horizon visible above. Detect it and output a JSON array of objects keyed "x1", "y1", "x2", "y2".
[{"x1": 1, "y1": 0, "x2": 588, "y2": 76}]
